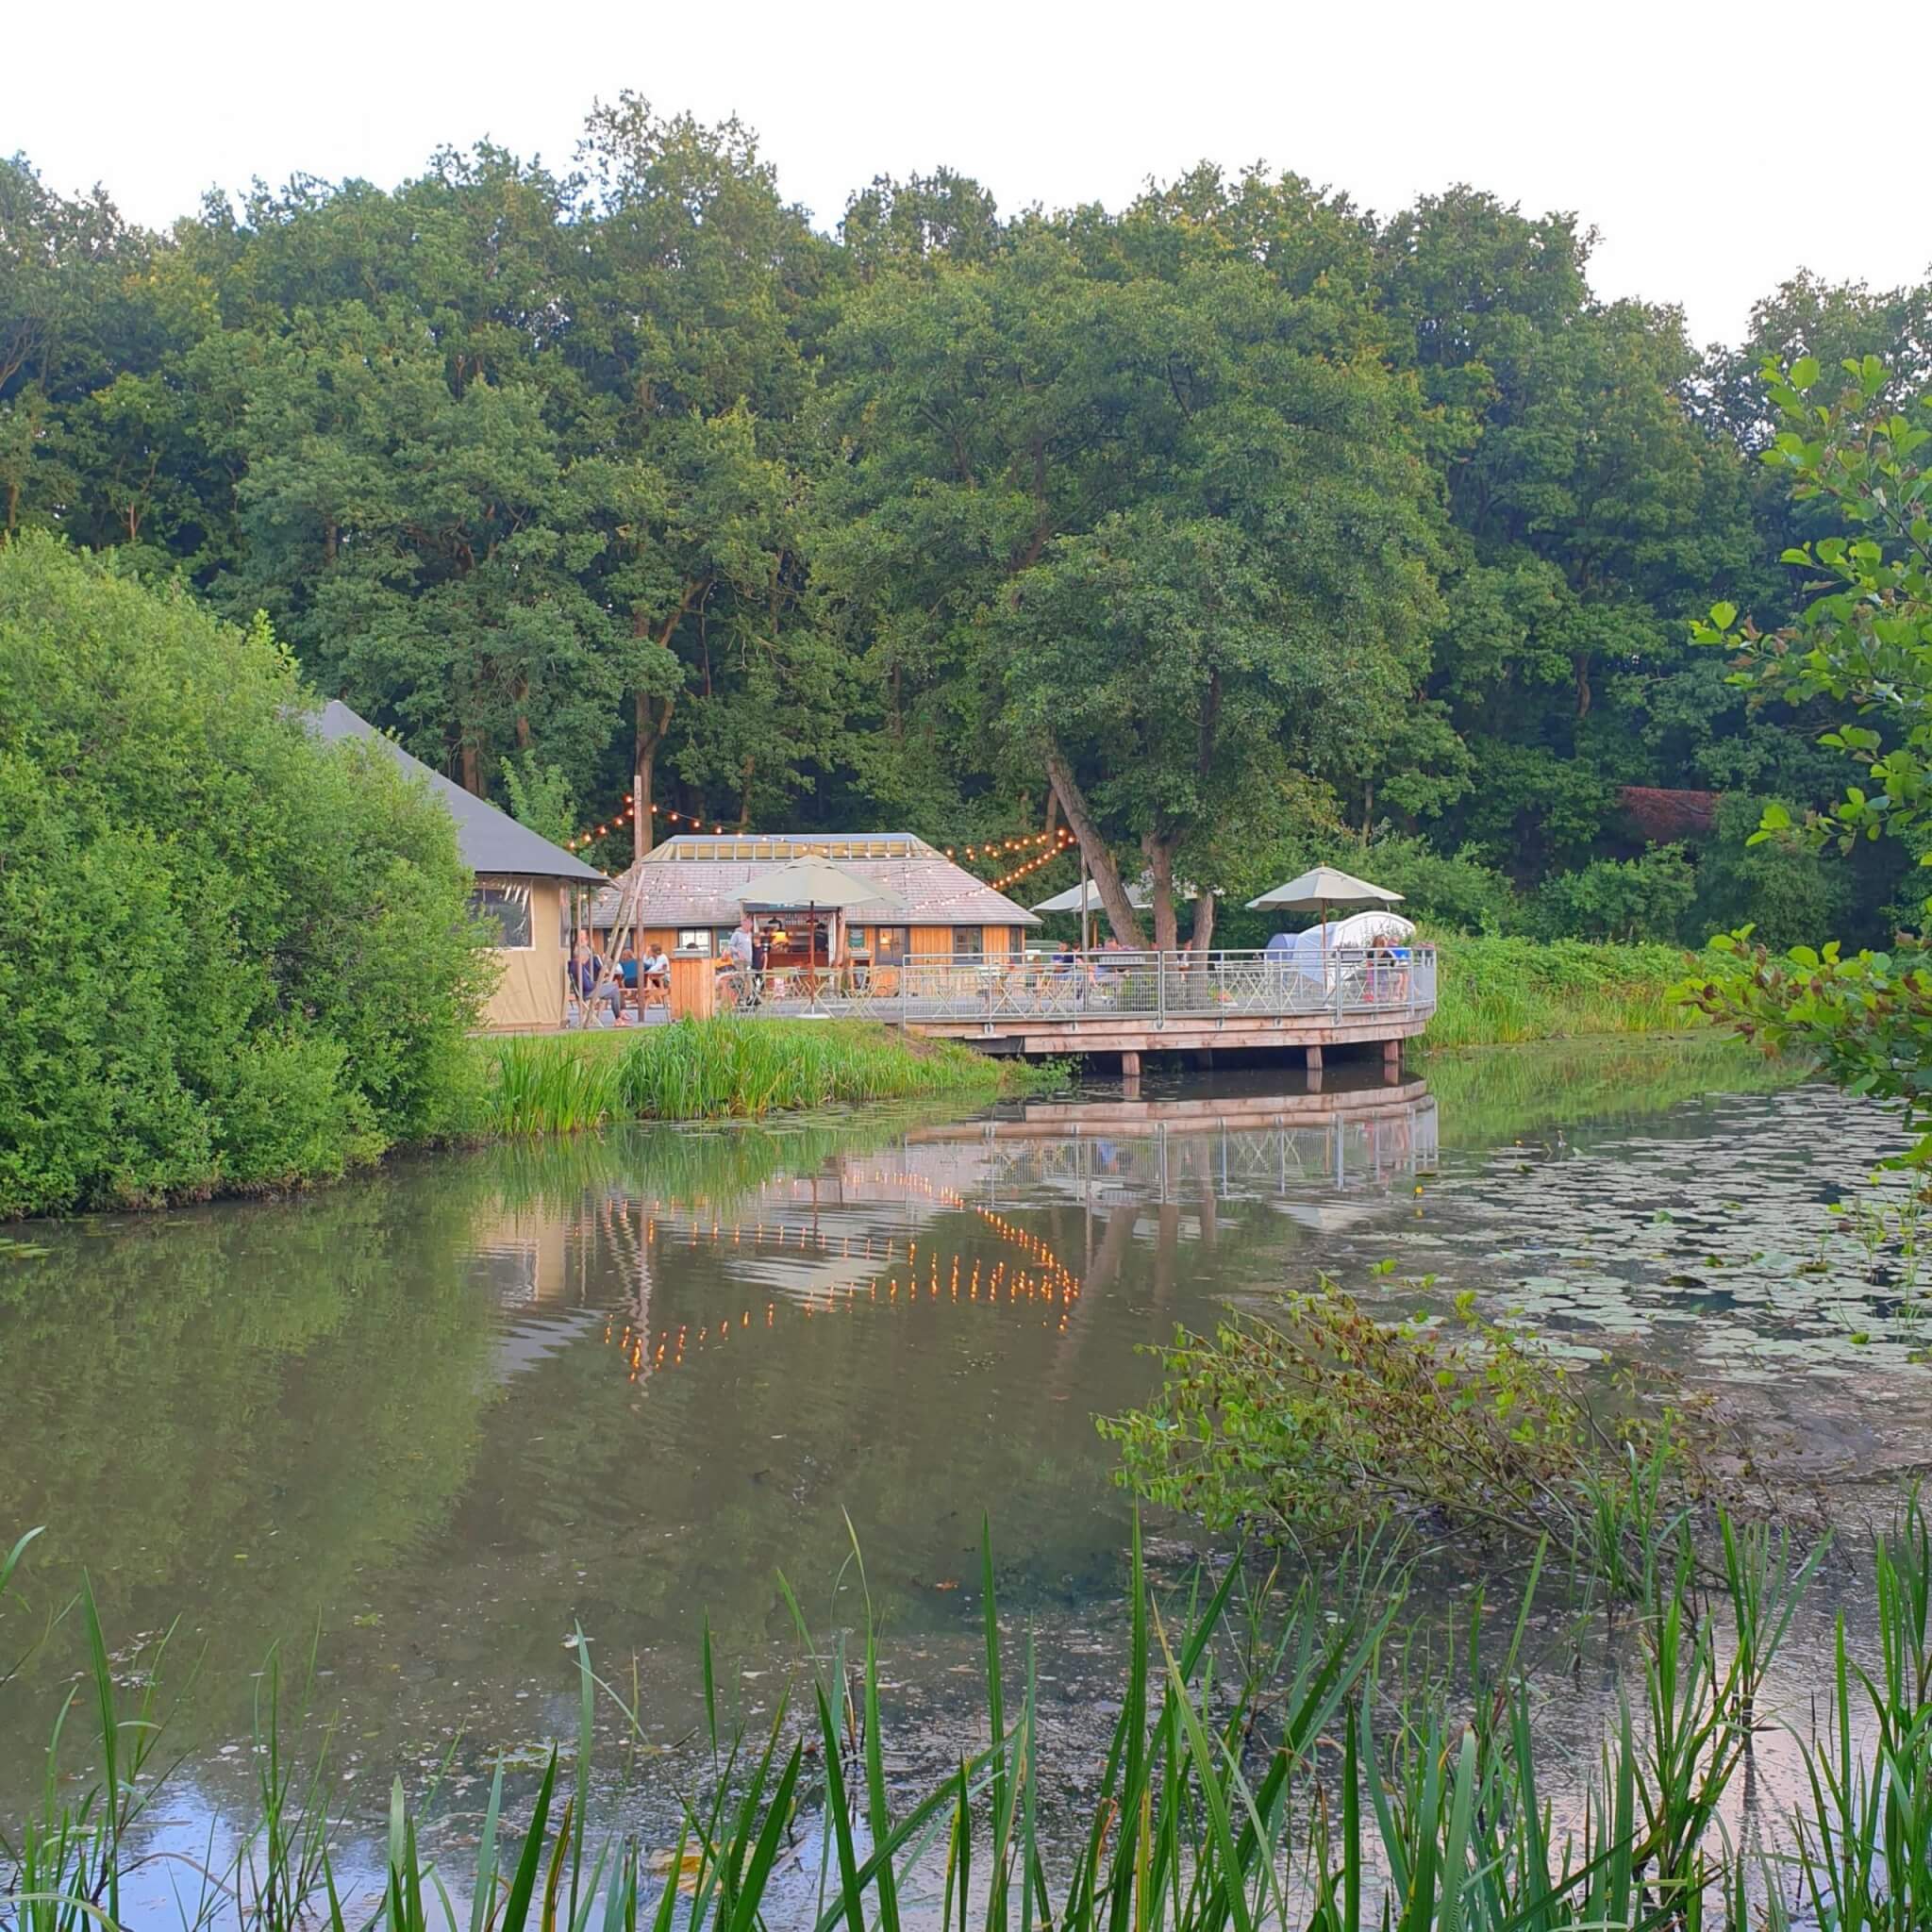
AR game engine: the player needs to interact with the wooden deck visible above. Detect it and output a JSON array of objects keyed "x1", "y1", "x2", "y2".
[
  {"x1": 772, "y1": 945, "x2": 1438, "y2": 1068},
  {"x1": 559, "y1": 944, "x2": 1439, "y2": 1069}
]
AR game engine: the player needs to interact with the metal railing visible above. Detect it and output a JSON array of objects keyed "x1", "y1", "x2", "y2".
[{"x1": 709, "y1": 945, "x2": 1438, "y2": 1031}]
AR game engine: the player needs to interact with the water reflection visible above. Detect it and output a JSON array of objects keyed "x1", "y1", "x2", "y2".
[{"x1": 0, "y1": 1040, "x2": 1919, "y2": 1863}]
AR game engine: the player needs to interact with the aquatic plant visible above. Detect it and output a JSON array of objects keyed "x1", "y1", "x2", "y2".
[
  {"x1": 479, "y1": 1022, "x2": 1027, "y2": 1136},
  {"x1": 7, "y1": 1496, "x2": 1932, "y2": 1932},
  {"x1": 1099, "y1": 1280, "x2": 1720, "y2": 1586}
]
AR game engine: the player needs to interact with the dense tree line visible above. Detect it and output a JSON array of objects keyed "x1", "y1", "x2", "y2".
[{"x1": 3, "y1": 108, "x2": 1922, "y2": 947}]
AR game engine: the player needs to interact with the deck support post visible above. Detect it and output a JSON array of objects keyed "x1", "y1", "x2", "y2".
[
  {"x1": 1383, "y1": 1038, "x2": 1402, "y2": 1080},
  {"x1": 1120, "y1": 1050, "x2": 1141, "y2": 1076},
  {"x1": 1305, "y1": 1045, "x2": 1323, "y2": 1073}
]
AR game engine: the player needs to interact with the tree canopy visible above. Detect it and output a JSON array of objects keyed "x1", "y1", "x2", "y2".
[{"x1": 1, "y1": 120, "x2": 1918, "y2": 946}]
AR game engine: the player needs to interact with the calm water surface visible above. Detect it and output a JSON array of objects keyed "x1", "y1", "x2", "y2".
[{"x1": 3, "y1": 1037, "x2": 1925, "y2": 1900}]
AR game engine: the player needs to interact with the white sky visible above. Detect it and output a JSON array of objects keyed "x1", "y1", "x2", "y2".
[{"x1": 10, "y1": 0, "x2": 1926, "y2": 349}]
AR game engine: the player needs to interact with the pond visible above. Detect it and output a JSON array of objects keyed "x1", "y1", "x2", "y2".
[{"x1": 2, "y1": 1035, "x2": 1924, "y2": 1907}]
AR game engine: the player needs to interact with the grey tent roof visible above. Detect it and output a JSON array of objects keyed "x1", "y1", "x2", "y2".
[{"x1": 310, "y1": 702, "x2": 605, "y2": 883}]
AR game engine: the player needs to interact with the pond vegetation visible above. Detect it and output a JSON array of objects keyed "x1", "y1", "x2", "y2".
[
  {"x1": 7, "y1": 1491, "x2": 1930, "y2": 1932},
  {"x1": 477, "y1": 1024, "x2": 1033, "y2": 1136}
]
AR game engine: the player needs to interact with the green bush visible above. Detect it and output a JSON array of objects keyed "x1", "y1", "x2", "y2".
[
  {"x1": 1351, "y1": 832, "x2": 1516, "y2": 933},
  {"x1": 1427, "y1": 934, "x2": 1692, "y2": 1045},
  {"x1": 1529, "y1": 842, "x2": 1697, "y2": 942},
  {"x1": 0, "y1": 535, "x2": 491, "y2": 1216},
  {"x1": 1691, "y1": 791, "x2": 1853, "y2": 949}
]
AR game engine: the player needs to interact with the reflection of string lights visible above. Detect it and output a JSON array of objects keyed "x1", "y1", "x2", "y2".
[
  {"x1": 594, "y1": 1177, "x2": 1081, "y2": 1382},
  {"x1": 602, "y1": 1243, "x2": 1074, "y2": 1380},
  {"x1": 638, "y1": 1175, "x2": 1082, "y2": 1297}
]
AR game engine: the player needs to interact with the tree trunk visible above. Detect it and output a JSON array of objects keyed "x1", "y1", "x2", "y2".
[
  {"x1": 634, "y1": 691, "x2": 675, "y2": 852},
  {"x1": 1043, "y1": 743, "x2": 1145, "y2": 945},
  {"x1": 1574, "y1": 653, "x2": 1593, "y2": 719},
  {"x1": 459, "y1": 738, "x2": 482, "y2": 795},
  {"x1": 1187, "y1": 881, "x2": 1216, "y2": 955},
  {"x1": 1142, "y1": 834, "x2": 1179, "y2": 953}
]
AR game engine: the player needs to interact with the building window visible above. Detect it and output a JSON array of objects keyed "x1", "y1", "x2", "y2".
[
  {"x1": 471, "y1": 880, "x2": 533, "y2": 949},
  {"x1": 872, "y1": 926, "x2": 908, "y2": 964},
  {"x1": 676, "y1": 929, "x2": 713, "y2": 956},
  {"x1": 953, "y1": 925, "x2": 983, "y2": 960}
]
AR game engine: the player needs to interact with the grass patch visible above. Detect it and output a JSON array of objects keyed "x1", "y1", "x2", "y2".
[
  {"x1": 479, "y1": 1019, "x2": 1033, "y2": 1135},
  {"x1": 1429, "y1": 935, "x2": 1696, "y2": 1048}
]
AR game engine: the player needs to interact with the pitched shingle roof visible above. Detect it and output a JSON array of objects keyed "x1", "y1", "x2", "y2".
[
  {"x1": 311, "y1": 702, "x2": 606, "y2": 883},
  {"x1": 591, "y1": 834, "x2": 1041, "y2": 930}
]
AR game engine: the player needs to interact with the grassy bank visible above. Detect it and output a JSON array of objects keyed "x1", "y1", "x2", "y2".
[
  {"x1": 478, "y1": 1017, "x2": 1035, "y2": 1135},
  {"x1": 7, "y1": 1496, "x2": 1929, "y2": 1932},
  {"x1": 1428, "y1": 934, "x2": 1694, "y2": 1047}
]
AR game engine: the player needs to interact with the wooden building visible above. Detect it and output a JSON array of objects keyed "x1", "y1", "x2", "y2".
[
  {"x1": 313, "y1": 702, "x2": 606, "y2": 1030},
  {"x1": 591, "y1": 833, "x2": 1040, "y2": 968}
]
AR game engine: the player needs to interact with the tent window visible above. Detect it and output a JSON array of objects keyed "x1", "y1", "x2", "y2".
[{"x1": 471, "y1": 880, "x2": 533, "y2": 950}]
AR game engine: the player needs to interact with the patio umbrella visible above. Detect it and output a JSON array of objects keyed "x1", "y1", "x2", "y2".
[
  {"x1": 1031, "y1": 879, "x2": 1151, "y2": 913},
  {"x1": 1245, "y1": 866, "x2": 1403, "y2": 983},
  {"x1": 737, "y1": 856, "x2": 899, "y2": 973}
]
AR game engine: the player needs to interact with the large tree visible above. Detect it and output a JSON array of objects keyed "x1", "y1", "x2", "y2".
[{"x1": 816, "y1": 202, "x2": 1441, "y2": 943}]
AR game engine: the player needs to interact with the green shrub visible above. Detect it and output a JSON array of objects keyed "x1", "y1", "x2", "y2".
[
  {"x1": 1350, "y1": 832, "x2": 1516, "y2": 933},
  {"x1": 1692, "y1": 791, "x2": 1853, "y2": 949},
  {"x1": 0, "y1": 535, "x2": 490, "y2": 1216},
  {"x1": 1428, "y1": 934, "x2": 1692, "y2": 1045},
  {"x1": 1529, "y1": 842, "x2": 1697, "y2": 942}
]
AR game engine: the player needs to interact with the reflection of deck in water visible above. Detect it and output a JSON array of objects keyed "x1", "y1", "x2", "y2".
[
  {"x1": 462, "y1": 1081, "x2": 1440, "y2": 1386},
  {"x1": 906, "y1": 1080, "x2": 1437, "y2": 1219}
]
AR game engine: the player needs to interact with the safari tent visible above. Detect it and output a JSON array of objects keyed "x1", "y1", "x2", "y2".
[{"x1": 311, "y1": 702, "x2": 605, "y2": 1031}]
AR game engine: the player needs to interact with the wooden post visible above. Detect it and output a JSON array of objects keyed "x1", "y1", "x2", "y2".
[
  {"x1": 668, "y1": 952, "x2": 716, "y2": 1022},
  {"x1": 633, "y1": 770, "x2": 645, "y2": 863},
  {"x1": 1383, "y1": 1037, "x2": 1402, "y2": 1079},
  {"x1": 1306, "y1": 1045, "x2": 1324, "y2": 1072}
]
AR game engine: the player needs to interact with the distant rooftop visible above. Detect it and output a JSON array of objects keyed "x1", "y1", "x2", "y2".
[
  {"x1": 641, "y1": 833, "x2": 928, "y2": 863},
  {"x1": 592, "y1": 832, "x2": 1041, "y2": 929}
]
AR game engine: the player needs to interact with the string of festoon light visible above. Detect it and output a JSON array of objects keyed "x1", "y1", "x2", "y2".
[
  {"x1": 942, "y1": 827, "x2": 1064, "y2": 862},
  {"x1": 985, "y1": 833, "x2": 1077, "y2": 891},
  {"x1": 562, "y1": 800, "x2": 1081, "y2": 887},
  {"x1": 566, "y1": 796, "x2": 728, "y2": 852}
]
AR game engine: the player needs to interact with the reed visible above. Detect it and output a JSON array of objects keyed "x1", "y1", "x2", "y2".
[
  {"x1": 479, "y1": 1022, "x2": 1024, "y2": 1136},
  {"x1": 1426, "y1": 937, "x2": 1697, "y2": 1049},
  {"x1": 6, "y1": 1494, "x2": 1932, "y2": 1932}
]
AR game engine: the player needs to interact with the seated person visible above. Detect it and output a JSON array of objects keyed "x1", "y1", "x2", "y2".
[
  {"x1": 571, "y1": 945, "x2": 623, "y2": 1024},
  {"x1": 640, "y1": 941, "x2": 672, "y2": 1004},
  {"x1": 618, "y1": 944, "x2": 640, "y2": 992}
]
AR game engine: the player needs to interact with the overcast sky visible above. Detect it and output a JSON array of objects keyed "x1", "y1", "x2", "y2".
[{"x1": 10, "y1": 0, "x2": 1925, "y2": 350}]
